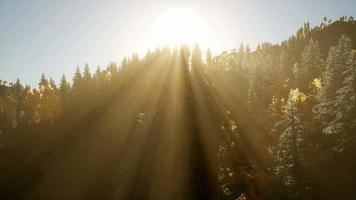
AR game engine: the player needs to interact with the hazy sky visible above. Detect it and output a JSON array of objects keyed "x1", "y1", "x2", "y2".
[{"x1": 1, "y1": 0, "x2": 355, "y2": 86}]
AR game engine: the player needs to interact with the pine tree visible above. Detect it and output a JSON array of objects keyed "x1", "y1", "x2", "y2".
[
  {"x1": 39, "y1": 73, "x2": 48, "y2": 89},
  {"x1": 180, "y1": 44, "x2": 190, "y2": 68},
  {"x1": 271, "y1": 89, "x2": 307, "y2": 198},
  {"x1": 299, "y1": 39, "x2": 323, "y2": 93},
  {"x1": 314, "y1": 46, "x2": 337, "y2": 129},
  {"x1": 82, "y1": 64, "x2": 93, "y2": 98},
  {"x1": 49, "y1": 78, "x2": 57, "y2": 91},
  {"x1": 107, "y1": 62, "x2": 118, "y2": 81},
  {"x1": 237, "y1": 43, "x2": 244, "y2": 70},
  {"x1": 191, "y1": 44, "x2": 202, "y2": 74},
  {"x1": 93, "y1": 66, "x2": 103, "y2": 86},
  {"x1": 20, "y1": 85, "x2": 34, "y2": 126},
  {"x1": 131, "y1": 54, "x2": 139, "y2": 65},
  {"x1": 314, "y1": 35, "x2": 355, "y2": 151},
  {"x1": 72, "y1": 66, "x2": 82, "y2": 92},
  {"x1": 247, "y1": 53, "x2": 267, "y2": 112},
  {"x1": 332, "y1": 38, "x2": 356, "y2": 150},
  {"x1": 121, "y1": 57, "x2": 128, "y2": 71},
  {"x1": 247, "y1": 64, "x2": 258, "y2": 112},
  {"x1": 83, "y1": 63, "x2": 91, "y2": 81},
  {"x1": 38, "y1": 74, "x2": 50, "y2": 123},
  {"x1": 242, "y1": 45, "x2": 251, "y2": 71},
  {"x1": 12, "y1": 78, "x2": 24, "y2": 128},
  {"x1": 206, "y1": 49, "x2": 213, "y2": 71},
  {"x1": 59, "y1": 74, "x2": 70, "y2": 110}
]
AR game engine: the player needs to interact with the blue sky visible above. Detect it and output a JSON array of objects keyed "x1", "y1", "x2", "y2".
[{"x1": 1, "y1": 0, "x2": 355, "y2": 86}]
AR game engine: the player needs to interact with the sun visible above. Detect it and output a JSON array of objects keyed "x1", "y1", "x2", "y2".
[{"x1": 151, "y1": 8, "x2": 208, "y2": 47}]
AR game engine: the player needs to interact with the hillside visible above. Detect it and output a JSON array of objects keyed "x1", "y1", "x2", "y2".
[{"x1": 0, "y1": 18, "x2": 356, "y2": 200}]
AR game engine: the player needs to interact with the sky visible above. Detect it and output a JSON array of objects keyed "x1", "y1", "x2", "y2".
[{"x1": 0, "y1": 0, "x2": 355, "y2": 86}]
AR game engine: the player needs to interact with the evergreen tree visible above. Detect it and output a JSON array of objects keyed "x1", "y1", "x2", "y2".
[
  {"x1": 39, "y1": 73, "x2": 48, "y2": 88},
  {"x1": 107, "y1": 62, "x2": 118, "y2": 81},
  {"x1": 247, "y1": 63, "x2": 258, "y2": 112},
  {"x1": 237, "y1": 42, "x2": 244, "y2": 70},
  {"x1": 59, "y1": 74, "x2": 70, "y2": 110},
  {"x1": 82, "y1": 63, "x2": 93, "y2": 98},
  {"x1": 242, "y1": 45, "x2": 251, "y2": 71},
  {"x1": 72, "y1": 66, "x2": 82, "y2": 93},
  {"x1": 206, "y1": 49, "x2": 213, "y2": 71},
  {"x1": 36, "y1": 75, "x2": 59, "y2": 123},
  {"x1": 21, "y1": 85, "x2": 35, "y2": 126},
  {"x1": 121, "y1": 57, "x2": 128, "y2": 70},
  {"x1": 83, "y1": 63, "x2": 92, "y2": 81},
  {"x1": 332, "y1": 38, "x2": 356, "y2": 150},
  {"x1": 314, "y1": 35, "x2": 355, "y2": 152},
  {"x1": 191, "y1": 44, "x2": 203, "y2": 74},
  {"x1": 271, "y1": 89, "x2": 307, "y2": 198},
  {"x1": 49, "y1": 78, "x2": 57, "y2": 91},
  {"x1": 299, "y1": 39, "x2": 323, "y2": 93},
  {"x1": 12, "y1": 78, "x2": 24, "y2": 127},
  {"x1": 316, "y1": 36, "x2": 353, "y2": 134}
]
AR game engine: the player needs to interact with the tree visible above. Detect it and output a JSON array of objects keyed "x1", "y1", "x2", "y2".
[
  {"x1": 237, "y1": 43, "x2": 244, "y2": 70},
  {"x1": 332, "y1": 38, "x2": 356, "y2": 151},
  {"x1": 242, "y1": 45, "x2": 251, "y2": 71},
  {"x1": 9, "y1": 78, "x2": 24, "y2": 128},
  {"x1": 82, "y1": 63, "x2": 94, "y2": 98},
  {"x1": 37, "y1": 75, "x2": 59, "y2": 124},
  {"x1": 59, "y1": 74, "x2": 70, "y2": 110},
  {"x1": 191, "y1": 44, "x2": 203, "y2": 74},
  {"x1": 20, "y1": 86, "x2": 36, "y2": 127},
  {"x1": 206, "y1": 49, "x2": 213, "y2": 71},
  {"x1": 247, "y1": 64, "x2": 258, "y2": 112},
  {"x1": 299, "y1": 39, "x2": 324, "y2": 93},
  {"x1": 314, "y1": 35, "x2": 355, "y2": 151},
  {"x1": 49, "y1": 78, "x2": 57, "y2": 91},
  {"x1": 271, "y1": 89, "x2": 307, "y2": 198},
  {"x1": 72, "y1": 66, "x2": 82, "y2": 96},
  {"x1": 39, "y1": 73, "x2": 48, "y2": 88},
  {"x1": 83, "y1": 63, "x2": 92, "y2": 81}
]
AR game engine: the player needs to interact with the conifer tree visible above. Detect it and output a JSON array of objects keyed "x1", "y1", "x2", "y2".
[
  {"x1": 191, "y1": 44, "x2": 203, "y2": 74},
  {"x1": 49, "y1": 78, "x2": 57, "y2": 91},
  {"x1": 314, "y1": 35, "x2": 354, "y2": 151},
  {"x1": 247, "y1": 65, "x2": 258, "y2": 112},
  {"x1": 242, "y1": 45, "x2": 251, "y2": 71},
  {"x1": 206, "y1": 49, "x2": 213, "y2": 71},
  {"x1": 299, "y1": 39, "x2": 323, "y2": 93},
  {"x1": 59, "y1": 74, "x2": 70, "y2": 110},
  {"x1": 332, "y1": 37, "x2": 356, "y2": 150},
  {"x1": 39, "y1": 73, "x2": 48, "y2": 88},
  {"x1": 12, "y1": 78, "x2": 24, "y2": 127},
  {"x1": 271, "y1": 89, "x2": 307, "y2": 198},
  {"x1": 237, "y1": 43, "x2": 244, "y2": 70},
  {"x1": 72, "y1": 66, "x2": 82, "y2": 93},
  {"x1": 83, "y1": 63, "x2": 92, "y2": 81}
]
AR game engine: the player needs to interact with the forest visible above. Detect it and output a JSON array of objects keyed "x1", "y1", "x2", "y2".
[{"x1": 0, "y1": 17, "x2": 356, "y2": 199}]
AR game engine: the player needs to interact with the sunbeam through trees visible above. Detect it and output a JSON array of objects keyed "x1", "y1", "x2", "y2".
[{"x1": 0, "y1": 17, "x2": 356, "y2": 200}]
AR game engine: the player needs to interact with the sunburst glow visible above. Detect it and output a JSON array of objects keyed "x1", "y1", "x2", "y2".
[{"x1": 151, "y1": 8, "x2": 208, "y2": 47}]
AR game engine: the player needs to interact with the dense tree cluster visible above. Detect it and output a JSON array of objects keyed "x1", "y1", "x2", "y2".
[{"x1": 0, "y1": 18, "x2": 355, "y2": 199}]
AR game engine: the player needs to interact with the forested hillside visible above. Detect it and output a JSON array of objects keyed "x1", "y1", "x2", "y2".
[{"x1": 0, "y1": 17, "x2": 355, "y2": 200}]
